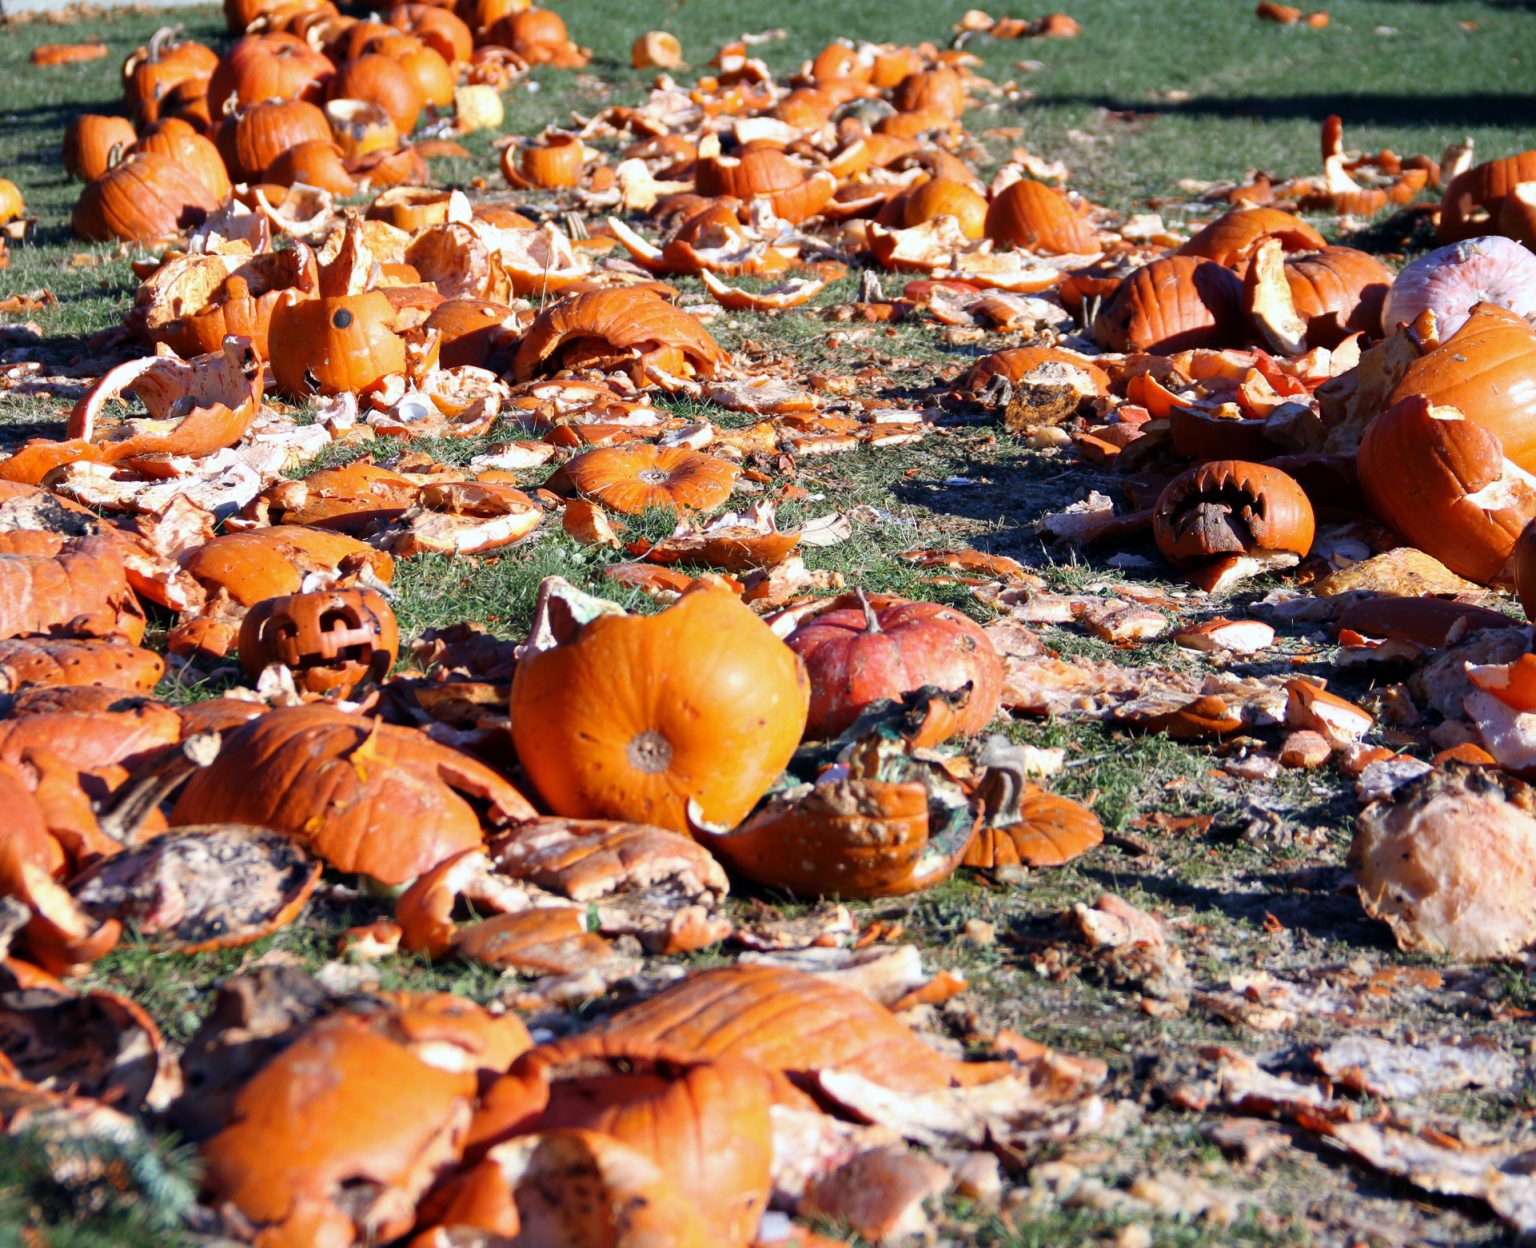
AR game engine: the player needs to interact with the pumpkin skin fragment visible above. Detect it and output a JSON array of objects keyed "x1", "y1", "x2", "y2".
[
  {"x1": 962, "y1": 786, "x2": 1103, "y2": 869},
  {"x1": 591, "y1": 963, "x2": 1011, "y2": 1092},
  {"x1": 560, "y1": 443, "x2": 738, "y2": 515},
  {"x1": 201, "y1": 1010, "x2": 476, "y2": 1247},
  {"x1": 170, "y1": 704, "x2": 536, "y2": 884},
  {"x1": 1179, "y1": 205, "x2": 1327, "y2": 268},
  {"x1": 512, "y1": 287, "x2": 729, "y2": 386},
  {"x1": 510, "y1": 583, "x2": 809, "y2": 833},
  {"x1": 785, "y1": 594, "x2": 1004, "y2": 741},
  {"x1": 496, "y1": 1040, "x2": 774, "y2": 1246}
]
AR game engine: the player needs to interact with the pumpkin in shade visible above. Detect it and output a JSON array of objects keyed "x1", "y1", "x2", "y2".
[
  {"x1": 1092, "y1": 255, "x2": 1246, "y2": 353},
  {"x1": 268, "y1": 213, "x2": 407, "y2": 398},
  {"x1": 510, "y1": 578, "x2": 809, "y2": 833},
  {"x1": 127, "y1": 119, "x2": 232, "y2": 203},
  {"x1": 329, "y1": 53, "x2": 423, "y2": 135},
  {"x1": 1387, "y1": 302, "x2": 1536, "y2": 474},
  {"x1": 785, "y1": 593, "x2": 1003, "y2": 741},
  {"x1": 1439, "y1": 149, "x2": 1536, "y2": 243},
  {"x1": 72, "y1": 152, "x2": 221, "y2": 243},
  {"x1": 1245, "y1": 238, "x2": 1392, "y2": 353},
  {"x1": 984, "y1": 177, "x2": 1096, "y2": 254},
  {"x1": 1153, "y1": 460, "x2": 1316, "y2": 576},
  {"x1": 1357, "y1": 395, "x2": 1536, "y2": 585},
  {"x1": 1178, "y1": 205, "x2": 1327, "y2": 269},
  {"x1": 63, "y1": 115, "x2": 137, "y2": 183},
  {"x1": 207, "y1": 33, "x2": 333, "y2": 115}
]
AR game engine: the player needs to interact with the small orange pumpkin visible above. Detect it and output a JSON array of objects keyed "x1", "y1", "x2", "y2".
[{"x1": 559, "y1": 445, "x2": 738, "y2": 515}]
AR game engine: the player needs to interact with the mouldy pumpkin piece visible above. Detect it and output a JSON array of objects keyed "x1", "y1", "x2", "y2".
[
  {"x1": 1357, "y1": 395, "x2": 1536, "y2": 586},
  {"x1": 170, "y1": 704, "x2": 536, "y2": 884},
  {"x1": 489, "y1": 818, "x2": 730, "y2": 954},
  {"x1": 1350, "y1": 764, "x2": 1536, "y2": 960},
  {"x1": 786, "y1": 593, "x2": 1006, "y2": 741},
  {"x1": 696, "y1": 775, "x2": 963, "y2": 899},
  {"x1": 0, "y1": 980, "x2": 163, "y2": 1108},
  {"x1": 70, "y1": 825, "x2": 320, "y2": 954},
  {"x1": 510, "y1": 578, "x2": 808, "y2": 833}
]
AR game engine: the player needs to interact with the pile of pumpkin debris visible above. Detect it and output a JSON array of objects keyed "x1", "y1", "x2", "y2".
[{"x1": 3, "y1": 0, "x2": 1536, "y2": 1241}]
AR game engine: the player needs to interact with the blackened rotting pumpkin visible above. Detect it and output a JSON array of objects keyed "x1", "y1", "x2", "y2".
[{"x1": 70, "y1": 825, "x2": 321, "y2": 954}]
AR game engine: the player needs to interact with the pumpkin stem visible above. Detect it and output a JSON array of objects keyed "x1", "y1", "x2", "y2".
[
  {"x1": 96, "y1": 730, "x2": 222, "y2": 848},
  {"x1": 856, "y1": 589, "x2": 881, "y2": 635}
]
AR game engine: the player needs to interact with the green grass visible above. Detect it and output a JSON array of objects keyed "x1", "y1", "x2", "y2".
[{"x1": 2, "y1": 0, "x2": 1535, "y2": 1244}]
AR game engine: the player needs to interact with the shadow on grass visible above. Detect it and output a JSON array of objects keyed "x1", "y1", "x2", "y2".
[{"x1": 1047, "y1": 91, "x2": 1536, "y2": 130}]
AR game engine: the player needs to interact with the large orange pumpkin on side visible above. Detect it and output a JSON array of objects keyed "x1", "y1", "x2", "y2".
[
  {"x1": 510, "y1": 581, "x2": 809, "y2": 833},
  {"x1": 1387, "y1": 302, "x2": 1536, "y2": 475},
  {"x1": 1092, "y1": 255, "x2": 1247, "y2": 353}
]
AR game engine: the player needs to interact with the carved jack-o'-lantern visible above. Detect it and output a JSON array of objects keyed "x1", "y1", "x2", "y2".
[{"x1": 238, "y1": 588, "x2": 398, "y2": 693}]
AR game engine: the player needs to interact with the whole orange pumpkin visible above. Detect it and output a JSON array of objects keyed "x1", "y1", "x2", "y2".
[
  {"x1": 785, "y1": 593, "x2": 1003, "y2": 741},
  {"x1": 510, "y1": 582, "x2": 809, "y2": 833}
]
